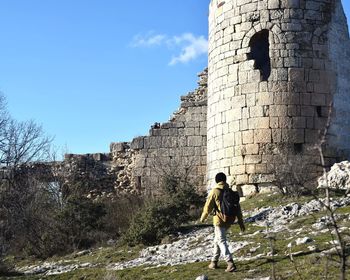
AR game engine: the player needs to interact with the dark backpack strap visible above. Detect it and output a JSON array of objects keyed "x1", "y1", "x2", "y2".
[{"x1": 213, "y1": 188, "x2": 222, "y2": 216}]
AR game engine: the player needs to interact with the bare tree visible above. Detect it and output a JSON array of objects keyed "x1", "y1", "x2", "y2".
[
  {"x1": 1, "y1": 119, "x2": 52, "y2": 167},
  {"x1": 315, "y1": 105, "x2": 348, "y2": 280},
  {"x1": 0, "y1": 93, "x2": 55, "y2": 264}
]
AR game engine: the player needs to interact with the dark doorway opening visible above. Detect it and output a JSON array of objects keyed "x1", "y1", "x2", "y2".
[{"x1": 248, "y1": 30, "x2": 271, "y2": 81}]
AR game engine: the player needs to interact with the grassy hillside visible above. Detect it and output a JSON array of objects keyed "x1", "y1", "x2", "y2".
[{"x1": 2, "y1": 193, "x2": 350, "y2": 280}]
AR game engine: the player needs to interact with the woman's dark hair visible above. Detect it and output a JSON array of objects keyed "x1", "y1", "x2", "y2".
[{"x1": 215, "y1": 172, "x2": 227, "y2": 183}]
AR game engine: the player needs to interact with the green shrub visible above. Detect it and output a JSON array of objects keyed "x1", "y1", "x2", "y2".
[
  {"x1": 57, "y1": 196, "x2": 107, "y2": 250},
  {"x1": 123, "y1": 176, "x2": 205, "y2": 246},
  {"x1": 102, "y1": 194, "x2": 144, "y2": 238}
]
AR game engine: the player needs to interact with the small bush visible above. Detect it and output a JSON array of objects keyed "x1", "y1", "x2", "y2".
[
  {"x1": 123, "y1": 176, "x2": 205, "y2": 246},
  {"x1": 57, "y1": 196, "x2": 107, "y2": 250},
  {"x1": 102, "y1": 194, "x2": 144, "y2": 238},
  {"x1": 272, "y1": 154, "x2": 318, "y2": 197}
]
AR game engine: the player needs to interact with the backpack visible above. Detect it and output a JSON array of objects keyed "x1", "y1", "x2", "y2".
[{"x1": 219, "y1": 187, "x2": 240, "y2": 222}]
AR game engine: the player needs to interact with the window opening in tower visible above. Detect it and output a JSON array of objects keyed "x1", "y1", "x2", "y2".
[{"x1": 248, "y1": 29, "x2": 271, "y2": 81}]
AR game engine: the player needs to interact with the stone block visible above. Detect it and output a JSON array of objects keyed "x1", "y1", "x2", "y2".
[
  {"x1": 258, "y1": 183, "x2": 279, "y2": 194},
  {"x1": 249, "y1": 117, "x2": 270, "y2": 129},
  {"x1": 242, "y1": 107, "x2": 249, "y2": 118},
  {"x1": 304, "y1": 9, "x2": 321, "y2": 20},
  {"x1": 248, "y1": 69, "x2": 261, "y2": 81},
  {"x1": 272, "y1": 129, "x2": 282, "y2": 142},
  {"x1": 168, "y1": 128, "x2": 179, "y2": 136},
  {"x1": 249, "y1": 106, "x2": 264, "y2": 117},
  {"x1": 310, "y1": 94, "x2": 326, "y2": 106},
  {"x1": 228, "y1": 120, "x2": 240, "y2": 132},
  {"x1": 289, "y1": 8, "x2": 304, "y2": 19},
  {"x1": 249, "y1": 174, "x2": 275, "y2": 184},
  {"x1": 255, "y1": 163, "x2": 267, "y2": 173},
  {"x1": 234, "y1": 145, "x2": 244, "y2": 156},
  {"x1": 236, "y1": 174, "x2": 249, "y2": 185},
  {"x1": 301, "y1": 106, "x2": 315, "y2": 117},
  {"x1": 281, "y1": 129, "x2": 304, "y2": 143},
  {"x1": 242, "y1": 130, "x2": 254, "y2": 144},
  {"x1": 242, "y1": 82, "x2": 259, "y2": 94},
  {"x1": 244, "y1": 143, "x2": 260, "y2": 155},
  {"x1": 269, "y1": 105, "x2": 288, "y2": 117},
  {"x1": 280, "y1": 0, "x2": 300, "y2": 8},
  {"x1": 240, "y1": 119, "x2": 249, "y2": 131},
  {"x1": 241, "y1": 2, "x2": 257, "y2": 13},
  {"x1": 284, "y1": 57, "x2": 301, "y2": 68},
  {"x1": 301, "y1": 93, "x2": 311, "y2": 105},
  {"x1": 160, "y1": 129, "x2": 169, "y2": 136},
  {"x1": 244, "y1": 155, "x2": 262, "y2": 164},
  {"x1": 306, "y1": 117, "x2": 314, "y2": 129},
  {"x1": 178, "y1": 136, "x2": 187, "y2": 147},
  {"x1": 150, "y1": 128, "x2": 161, "y2": 136},
  {"x1": 254, "y1": 129, "x2": 272, "y2": 143},
  {"x1": 232, "y1": 95, "x2": 246, "y2": 108},
  {"x1": 235, "y1": 131, "x2": 243, "y2": 145},
  {"x1": 270, "y1": 117, "x2": 279, "y2": 128},
  {"x1": 288, "y1": 80, "x2": 306, "y2": 93},
  {"x1": 258, "y1": 1, "x2": 268, "y2": 10},
  {"x1": 291, "y1": 116, "x2": 305, "y2": 128},
  {"x1": 314, "y1": 117, "x2": 328, "y2": 130},
  {"x1": 239, "y1": 71, "x2": 248, "y2": 83},
  {"x1": 188, "y1": 136, "x2": 203, "y2": 147},
  {"x1": 288, "y1": 68, "x2": 304, "y2": 82},
  {"x1": 161, "y1": 137, "x2": 177, "y2": 148},
  {"x1": 268, "y1": 0, "x2": 280, "y2": 9},
  {"x1": 256, "y1": 92, "x2": 274, "y2": 105},
  {"x1": 225, "y1": 147, "x2": 235, "y2": 158},
  {"x1": 183, "y1": 147, "x2": 195, "y2": 157},
  {"x1": 246, "y1": 164, "x2": 255, "y2": 174},
  {"x1": 314, "y1": 81, "x2": 330, "y2": 94},
  {"x1": 281, "y1": 23, "x2": 302, "y2": 32},
  {"x1": 241, "y1": 184, "x2": 258, "y2": 196},
  {"x1": 223, "y1": 133, "x2": 235, "y2": 148},
  {"x1": 187, "y1": 120, "x2": 201, "y2": 128},
  {"x1": 144, "y1": 137, "x2": 162, "y2": 149},
  {"x1": 305, "y1": 129, "x2": 319, "y2": 143},
  {"x1": 287, "y1": 105, "x2": 300, "y2": 117},
  {"x1": 110, "y1": 142, "x2": 128, "y2": 152},
  {"x1": 184, "y1": 127, "x2": 195, "y2": 136},
  {"x1": 231, "y1": 165, "x2": 246, "y2": 175}
]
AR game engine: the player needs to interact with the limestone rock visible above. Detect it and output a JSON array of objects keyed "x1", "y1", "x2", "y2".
[
  {"x1": 195, "y1": 275, "x2": 209, "y2": 280},
  {"x1": 318, "y1": 161, "x2": 350, "y2": 192}
]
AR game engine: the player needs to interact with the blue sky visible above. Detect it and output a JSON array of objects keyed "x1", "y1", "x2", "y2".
[{"x1": 0, "y1": 0, "x2": 349, "y2": 155}]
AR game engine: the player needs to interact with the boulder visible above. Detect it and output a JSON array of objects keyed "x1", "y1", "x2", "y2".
[{"x1": 318, "y1": 161, "x2": 350, "y2": 193}]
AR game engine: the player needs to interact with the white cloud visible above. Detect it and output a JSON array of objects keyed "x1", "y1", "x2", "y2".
[
  {"x1": 168, "y1": 33, "x2": 208, "y2": 65},
  {"x1": 130, "y1": 31, "x2": 208, "y2": 65},
  {"x1": 130, "y1": 32, "x2": 167, "y2": 47}
]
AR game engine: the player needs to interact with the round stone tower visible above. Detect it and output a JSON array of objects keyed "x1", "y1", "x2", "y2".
[{"x1": 207, "y1": 0, "x2": 350, "y2": 190}]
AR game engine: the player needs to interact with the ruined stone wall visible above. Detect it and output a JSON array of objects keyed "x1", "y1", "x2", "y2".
[
  {"x1": 207, "y1": 0, "x2": 350, "y2": 190},
  {"x1": 130, "y1": 69, "x2": 208, "y2": 195},
  {"x1": 62, "y1": 150, "x2": 135, "y2": 198},
  {"x1": 45, "y1": 70, "x2": 208, "y2": 198}
]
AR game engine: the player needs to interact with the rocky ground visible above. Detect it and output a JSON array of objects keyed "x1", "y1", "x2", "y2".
[{"x1": 15, "y1": 194, "x2": 350, "y2": 279}]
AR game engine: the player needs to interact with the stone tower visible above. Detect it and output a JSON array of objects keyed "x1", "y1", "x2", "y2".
[{"x1": 207, "y1": 0, "x2": 350, "y2": 190}]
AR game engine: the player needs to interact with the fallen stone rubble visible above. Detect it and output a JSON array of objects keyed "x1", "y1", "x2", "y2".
[
  {"x1": 16, "y1": 261, "x2": 96, "y2": 276},
  {"x1": 107, "y1": 228, "x2": 250, "y2": 271}
]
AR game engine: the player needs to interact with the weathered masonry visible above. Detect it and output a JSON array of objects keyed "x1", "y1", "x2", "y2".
[
  {"x1": 57, "y1": 70, "x2": 208, "y2": 198},
  {"x1": 207, "y1": 0, "x2": 350, "y2": 190},
  {"x1": 11, "y1": 1, "x2": 350, "y2": 198},
  {"x1": 128, "y1": 69, "x2": 208, "y2": 194}
]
